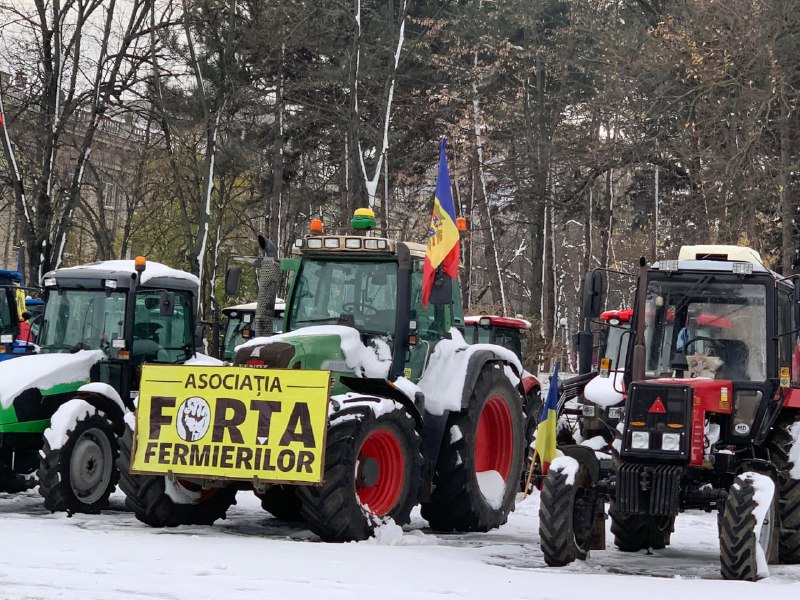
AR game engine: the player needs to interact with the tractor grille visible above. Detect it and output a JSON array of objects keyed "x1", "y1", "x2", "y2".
[
  {"x1": 233, "y1": 341, "x2": 295, "y2": 368},
  {"x1": 616, "y1": 462, "x2": 682, "y2": 516}
]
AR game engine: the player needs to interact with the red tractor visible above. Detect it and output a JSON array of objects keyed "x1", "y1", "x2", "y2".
[{"x1": 540, "y1": 245, "x2": 800, "y2": 581}]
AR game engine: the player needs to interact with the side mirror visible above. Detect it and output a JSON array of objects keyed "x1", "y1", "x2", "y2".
[
  {"x1": 194, "y1": 324, "x2": 205, "y2": 350},
  {"x1": 794, "y1": 283, "x2": 800, "y2": 324},
  {"x1": 159, "y1": 291, "x2": 175, "y2": 317},
  {"x1": 429, "y1": 270, "x2": 453, "y2": 306},
  {"x1": 575, "y1": 331, "x2": 593, "y2": 375},
  {"x1": 225, "y1": 267, "x2": 242, "y2": 297},
  {"x1": 582, "y1": 270, "x2": 606, "y2": 319},
  {"x1": 258, "y1": 235, "x2": 278, "y2": 259}
]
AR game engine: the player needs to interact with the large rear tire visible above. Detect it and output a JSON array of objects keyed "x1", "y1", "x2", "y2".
[
  {"x1": 764, "y1": 410, "x2": 800, "y2": 563},
  {"x1": 421, "y1": 364, "x2": 524, "y2": 532},
  {"x1": 719, "y1": 472, "x2": 779, "y2": 581},
  {"x1": 117, "y1": 429, "x2": 237, "y2": 527},
  {"x1": 538, "y1": 457, "x2": 596, "y2": 566},
  {"x1": 609, "y1": 504, "x2": 674, "y2": 551},
  {"x1": 38, "y1": 401, "x2": 119, "y2": 514},
  {"x1": 296, "y1": 404, "x2": 421, "y2": 542}
]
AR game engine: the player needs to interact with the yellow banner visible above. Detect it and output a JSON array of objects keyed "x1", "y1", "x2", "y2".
[{"x1": 131, "y1": 365, "x2": 330, "y2": 484}]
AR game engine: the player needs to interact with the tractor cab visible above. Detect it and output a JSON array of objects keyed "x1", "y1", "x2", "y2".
[
  {"x1": 221, "y1": 299, "x2": 285, "y2": 361},
  {"x1": 464, "y1": 315, "x2": 529, "y2": 359},
  {"x1": 273, "y1": 227, "x2": 464, "y2": 390},
  {"x1": 38, "y1": 258, "x2": 200, "y2": 401}
]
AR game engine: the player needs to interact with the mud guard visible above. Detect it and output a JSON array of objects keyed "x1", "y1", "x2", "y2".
[
  {"x1": 71, "y1": 391, "x2": 127, "y2": 437},
  {"x1": 339, "y1": 376, "x2": 423, "y2": 429},
  {"x1": 460, "y1": 349, "x2": 522, "y2": 410}
]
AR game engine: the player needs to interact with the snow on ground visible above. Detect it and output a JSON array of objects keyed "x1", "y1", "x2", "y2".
[{"x1": 2, "y1": 488, "x2": 799, "y2": 600}]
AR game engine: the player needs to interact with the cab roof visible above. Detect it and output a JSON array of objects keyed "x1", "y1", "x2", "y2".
[
  {"x1": 465, "y1": 315, "x2": 531, "y2": 330},
  {"x1": 46, "y1": 260, "x2": 199, "y2": 292}
]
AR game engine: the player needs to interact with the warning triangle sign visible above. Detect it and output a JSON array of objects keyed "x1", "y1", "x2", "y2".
[{"x1": 649, "y1": 397, "x2": 667, "y2": 414}]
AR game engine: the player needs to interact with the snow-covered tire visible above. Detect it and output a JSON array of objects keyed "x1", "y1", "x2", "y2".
[
  {"x1": 117, "y1": 428, "x2": 237, "y2": 527},
  {"x1": 539, "y1": 458, "x2": 596, "y2": 566},
  {"x1": 609, "y1": 504, "x2": 674, "y2": 551},
  {"x1": 421, "y1": 364, "x2": 524, "y2": 532},
  {"x1": 719, "y1": 472, "x2": 779, "y2": 581},
  {"x1": 38, "y1": 400, "x2": 119, "y2": 514},
  {"x1": 764, "y1": 411, "x2": 800, "y2": 563},
  {"x1": 256, "y1": 485, "x2": 303, "y2": 521},
  {"x1": 296, "y1": 404, "x2": 421, "y2": 542}
]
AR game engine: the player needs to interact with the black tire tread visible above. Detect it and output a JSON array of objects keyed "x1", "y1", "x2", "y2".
[
  {"x1": 421, "y1": 365, "x2": 524, "y2": 532},
  {"x1": 539, "y1": 465, "x2": 591, "y2": 567},
  {"x1": 296, "y1": 405, "x2": 422, "y2": 542},
  {"x1": 37, "y1": 410, "x2": 119, "y2": 514},
  {"x1": 719, "y1": 474, "x2": 763, "y2": 581},
  {"x1": 764, "y1": 410, "x2": 800, "y2": 563},
  {"x1": 257, "y1": 485, "x2": 303, "y2": 522},
  {"x1": 609, "y1": 504, "x2": 674, "y2": 552},
  {"x1": 117, "y1": 429, "x2": 237, "y2": 527}
]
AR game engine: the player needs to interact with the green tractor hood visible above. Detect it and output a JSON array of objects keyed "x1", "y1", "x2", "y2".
[{"x1": 234, "y1": 326, "x2": 393, "y2": 396}]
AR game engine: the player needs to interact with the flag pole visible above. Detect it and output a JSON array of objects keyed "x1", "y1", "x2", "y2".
[{"x1": 523, "y1": 448, "x2": 539, "y2": 499}]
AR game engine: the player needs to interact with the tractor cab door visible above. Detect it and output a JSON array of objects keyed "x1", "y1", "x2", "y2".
[{"x1": 131, "y1": 290, "x2": 194, "y2": 364}]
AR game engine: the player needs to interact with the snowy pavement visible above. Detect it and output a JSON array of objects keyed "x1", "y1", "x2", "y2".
[{"x1": 2, "y1": 488, "x2": 800, "y2": 599}]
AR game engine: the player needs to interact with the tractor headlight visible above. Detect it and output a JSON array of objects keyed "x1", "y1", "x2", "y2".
[
  {"x1": 661, "y1": 433, "x2": 681, "y2": 451},
  {"x1": 608, "y1": 406, "x2": 624, "y2": 420},
  {"x1": 306, "y1": 238, "x2": 323, "y2": 249},
  {"x1": 582, "y1": 405, "x2": 596, "y2": 418},
  {"x1": 631, "y1": 431, "x2": 650, "y2": 449}
]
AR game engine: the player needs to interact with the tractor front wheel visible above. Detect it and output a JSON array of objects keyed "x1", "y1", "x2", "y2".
[
  {"x1": 539, "y1": 457, "x2": 596, "y2": 566},
  {"x1": 117, "y1": 428, "x2": 237, "y2": 527},
  {"x1": 719, "y1": 472, "x2": 779, "y2": 581},
  {"x1": 296, "y1": 404, "x2": 421, "y2": 542},
  {"x1": 38, "y1": 400, "x2": 119, "y2": 513},
  {"x1": 764, "y1": 411, "x2": 800, "y2": 563},
  {"x1": 421, "y1": 364, "x2": 524, "y2": 532}
]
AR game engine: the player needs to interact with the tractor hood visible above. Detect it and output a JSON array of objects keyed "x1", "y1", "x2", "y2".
[
  {"x1": 0, "y1": 350, "x2": 105, "y2": 409},
  {"x1": 235, "y1": 326, "x2": 392, "y2": 395}
]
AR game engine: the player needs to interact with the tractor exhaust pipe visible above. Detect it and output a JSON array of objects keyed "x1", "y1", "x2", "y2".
[{"x1": 255, "y1": 236, "x2": 280, "y2": 338}]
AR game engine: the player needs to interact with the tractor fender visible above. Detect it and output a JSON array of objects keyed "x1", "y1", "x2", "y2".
[
  {"x1": 558, "y1": 444, "x2": 601, "y2": 483},
  {"x1": 460, "y1": 349, "x2": 522, "y2": 411},
  {"x1": 71, "y1": 383, "x2": 129, "y2": 437},
  {"x1": 328, "y1": 392, "x2": 423, "y2": 435},
  {"x1": 737, "y1": 458, "x2": 778, "y2": 481}
]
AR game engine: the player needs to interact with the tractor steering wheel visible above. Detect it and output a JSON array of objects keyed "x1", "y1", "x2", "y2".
[
  {"x1": 683, "y1": 335, "x2": 721, "y2": 356},
  {"x1": 341, "y1": 301, "x2": 378, "y2": 317}
]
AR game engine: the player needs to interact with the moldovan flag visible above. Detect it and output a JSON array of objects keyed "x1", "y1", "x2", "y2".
[
  {"x1": 421, "y1": 137, "x2": 460, "y2": 307},
  {"x1": 535, "y1": 362, "x2": 560, "y2": 474}
]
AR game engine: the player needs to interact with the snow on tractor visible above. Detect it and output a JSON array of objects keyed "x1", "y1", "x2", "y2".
[
  {"x1": 539, "y1": 245, "x2": 800, "y2": 581},
  {"x1": 0, "y1": 258, "x2": 207, "y2": 512},
  {"x1": 0, "y1": 269, "x2": 38, "y2": 362},
  {"x1": 118, "y1": 210, "x2": 527, "y2": 542}
]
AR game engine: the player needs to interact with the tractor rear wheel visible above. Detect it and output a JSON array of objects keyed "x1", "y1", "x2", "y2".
[
  {"x1": 538, "y1": 457, "x2": 596, "y2": 566},
  {"x1": 764, "y1": 410, "x2": 800, "y2": 563},
  {"x1": 719, "y1": 472, "x2": 779, "y2": 581},
  {"x1": 38, "y1": 400, "x2": 119, "y2": 514},
  {"x1": 256, "y1": 485, "x2": 303, "y2": 522},
  {"x1": 609, "y1": 504, "x2": 674, "y2": 551},
  {"x1": 296, "y1": 404, "x2": 421, "y2": 542},
  {"x1": 421, "y1": 364, "x2": 524, "y2": 532},
  {"x1": 117, "y1": 428, "x2": 237, "y2": 527}
]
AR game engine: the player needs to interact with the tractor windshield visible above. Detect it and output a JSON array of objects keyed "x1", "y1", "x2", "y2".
[
  {"x1": 40, "y1": 290, "x2": 126, "y2": 355},
  {"x1": 288, "y1": 260, "x2": 398, "y2": 337},
  {"x1": 643, "y1": 278, "x2": 767, "y2": 381}
]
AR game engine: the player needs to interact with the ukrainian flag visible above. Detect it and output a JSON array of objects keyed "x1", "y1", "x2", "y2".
[
  {"x1": 421, "y1": 137, "x2": 460, "y2": 307},
  {"x1": 535, "y1": 362, "x2": 560, "y2": 474}
]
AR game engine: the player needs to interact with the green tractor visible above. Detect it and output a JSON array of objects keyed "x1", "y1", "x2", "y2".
[
  {"x1": 0, "y1": 258, "x2": 205, "y2": 512},
  {"x1": 118, "y1": 216, "x2": 528, "y2": 542}
]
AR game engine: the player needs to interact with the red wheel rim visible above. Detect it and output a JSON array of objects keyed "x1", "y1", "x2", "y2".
[
  {"x1": 475, "y1": 395, "x2": 513, "y2": 480},
  {"x1": 356, "y1": 428, "x2": 405, "y2": 516}
]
